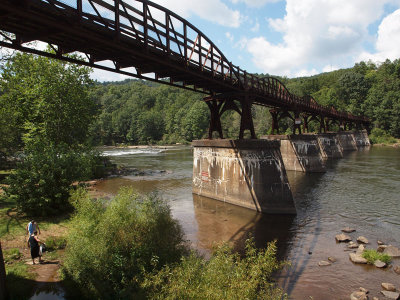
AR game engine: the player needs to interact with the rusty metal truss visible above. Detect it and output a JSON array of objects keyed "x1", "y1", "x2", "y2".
[{"x1": 0, "y1": 0, "x2": 370, "y2": 138}]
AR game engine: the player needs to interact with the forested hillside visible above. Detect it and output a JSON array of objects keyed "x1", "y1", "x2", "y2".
[{"x1": 89, "y1": 59, "x2": 400, "y2": 145}]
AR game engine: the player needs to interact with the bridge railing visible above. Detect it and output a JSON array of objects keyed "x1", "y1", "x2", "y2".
[
  {"x1": 42, "y1": 0, "x2": 240, "y2": 85},
  {"x1": 28, "y1": 0, "x2": 368, "y2": 123}
]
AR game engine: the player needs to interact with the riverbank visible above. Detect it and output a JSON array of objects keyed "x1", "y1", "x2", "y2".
[{"x1": 372, "y1": 142, "x2": 400, "y2": 148}]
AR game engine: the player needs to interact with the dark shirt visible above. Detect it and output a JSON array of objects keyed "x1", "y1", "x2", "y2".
[{"x1": 29, "y1": 235, "x2": 39, "y2": 249}]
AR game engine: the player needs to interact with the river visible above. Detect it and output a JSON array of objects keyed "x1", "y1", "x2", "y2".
[{"x1": 95, "y1": 145, "x2": 400, "y2": 299}]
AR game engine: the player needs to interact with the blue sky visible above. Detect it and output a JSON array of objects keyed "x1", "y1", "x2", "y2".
[{"x1": 92, "y1": 0, "x2": 400, "y2": 81}]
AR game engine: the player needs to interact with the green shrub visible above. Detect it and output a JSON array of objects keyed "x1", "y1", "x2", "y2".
[
  {"x1": 143, "y1": 239, "x2": 287, "y2": 300},
  {"x1": 362, "y1": 249, "x2": 391, "y2": 264},
  {"x1": 4, "y1": 143, "x2": 103, "y2": 216},
  {"x1": 45, "y1": 236, "x2": 67, "y2": 251},
  {"x1": 4, "y1": 248, "x2": 21, "y2": 262},
  {"x1": 62, "y1": 188, "x2": 187, "y2": 299},
  {"x1": 369, "y1": 128, "x2": 397, "y2": 144}
]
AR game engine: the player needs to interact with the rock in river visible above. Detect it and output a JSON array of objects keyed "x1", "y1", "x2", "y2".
[
  {"x1": 318, "y1": 260, "x2": 331, "y2": 266},
  {"x1": 349, "y1": 252, "x2": 367, "y2": 264},
  {"x1": 336, "y1": 233, "x2": 352, "y2": 242},
  {"x1": 381, "y1": 283, "x2": 396, "y2": 292},
  {"x1": 394, "y1": 265, "x2": 400, "y2": 275},
  {"x1": 349, "y1": 245, "x2": 367, "y2": 264},
  {"x1": 342, "y1": 227, "x2": 356, "y2": 233},
  {"x1": 328, "y1": 256, "x2": 337, "y2": 263},
  {"x1": 384, "y1": 245, "x2": 400, "y2": 258},
  {"x1": 350, "y1": 291, "x2": 368, "y2": 300},
  {"x1": 348, "y1": 241, "x2": 359, "y2": 249},
  {"x1": 377, "y1": 245, "x2": 388, "y2": 252},
  {"x1": 380, "y1": 291, "x2": 400, "y2": 299},
  {"x1": 357, "y1": 236, "x2": 369, "y2": 244},
  {"x1": 375, "y1": 260, "x2": 387, "y2": 268}
]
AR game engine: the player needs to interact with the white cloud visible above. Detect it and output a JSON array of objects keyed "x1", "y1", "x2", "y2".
[
  {"x1": 154, "y1": 0, "x2": 242, "y2": 27},
  {"x1": 251, "y1": 20, "x2": 260, "y2": 32},
  {"x1": 322, "y1": 65, "x2": 339, "y2": 73},
  {"x1": 231, "y1": 0, "x2": 282, "y2": 8},
  {"x1": 294, "y1": 68, "x2": 318, "y2": 77},
  {"x1": 358, "y1": 9, "x2": 400, "y2": 63},
  {"x1": 226, "y1": 32, "x2": 234, "y2": 42},
  {"x1": 244, "y1": 0, "x2": 398, "y2": 77}
]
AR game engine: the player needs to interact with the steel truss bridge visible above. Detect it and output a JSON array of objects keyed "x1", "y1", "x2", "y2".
[{"x1": 0, "y1": 0, "x2": 370, "y2": 139}]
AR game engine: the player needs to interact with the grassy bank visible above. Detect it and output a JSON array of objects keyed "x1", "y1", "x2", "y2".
[{"x1": 0, "y1": 193, "x2": 70, "y2": 299}]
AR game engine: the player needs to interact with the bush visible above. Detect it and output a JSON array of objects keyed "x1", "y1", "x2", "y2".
[
  {"x1": 362, "y1": 249, "x2": 391, "y2": 264},
  {"x1": 143, "y1": 239, "x2": 287, "y2": 300},
  {"x1": 4, "y1": 143, "x2": 103, "y2": 216},
  {"x1": 45, "y1": 236, "x2": 67, "y2": 251},
  {"x1": 62, "y1": 188, "x2": 187, "y2": 299},
  {"x1": 369, "y1": 128, "x2": 397, "y2": 144}
]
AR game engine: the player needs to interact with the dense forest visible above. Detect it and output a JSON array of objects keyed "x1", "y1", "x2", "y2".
[{"x1": 89, "y1": 59, "x2": 400, "y2": 145}]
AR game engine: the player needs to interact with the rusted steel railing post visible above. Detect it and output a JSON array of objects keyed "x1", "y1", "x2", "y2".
[
  {"x1": 114, "y1": 0, "x2": 120, "y2": 36},
  {"x1": 165, "y1": 14, "x2": 170, "y2": 54},
  {"x1": 77, "y1": 0, "x2": 82, "y2": 16},
  {"x1": 143, "y1": 3, "x2": 148, "y2": 47}
]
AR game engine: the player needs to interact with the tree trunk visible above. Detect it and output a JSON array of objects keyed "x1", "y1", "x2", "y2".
[{"x1": 0, "y1": 241, "x2": 7, "y2": 300}]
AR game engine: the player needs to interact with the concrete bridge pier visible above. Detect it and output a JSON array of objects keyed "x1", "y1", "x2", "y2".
[
  {"x1": 261, "y1": 134, "x2": 327, "y2": 173},
  {"x1": 192, "y1": 139, "x2": 296, "y2": 214},
  {"x1": 317, "y1": 133, "x2": 343, "y2": 158}
]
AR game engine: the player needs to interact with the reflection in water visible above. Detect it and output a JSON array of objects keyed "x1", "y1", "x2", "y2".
[
  {"x1": 192, "y1": 194, "x2": 295, "y2": 258},
  {"x1": 30, "y1": 283, "x2": 65, "y2": 300},
  {"x1": 95, "y1": 146, "x2": 400, "y2": 299}
]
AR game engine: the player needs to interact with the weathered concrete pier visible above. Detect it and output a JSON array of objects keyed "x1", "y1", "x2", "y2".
[
  {"x1": 262, "y1": 134, "x2": 326, "y2": 173},
  {"x1": 192, "y1": 139, "x2": 296, "y2": 214},
  {"x1": 317, "y1": 133, "x2": 343, "y2": 158},
  {"x1": 261, "y1": 130, "x2": 370, "y2": 173},
  {"x1": 192, "y1": 130, "x2": 370, "y2": 214}
]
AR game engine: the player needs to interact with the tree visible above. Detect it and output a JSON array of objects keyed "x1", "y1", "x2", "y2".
[
  {"x1": 1, "y1": 52, "x2": 98, "y2": 215},
  {"x1": 0, "y1": 52, "x2": 96, "y2": 148}
]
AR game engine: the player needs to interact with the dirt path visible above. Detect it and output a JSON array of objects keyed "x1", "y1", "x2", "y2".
[{"x1": 26, "y1": 259, "x2": 61, "y2": 283}]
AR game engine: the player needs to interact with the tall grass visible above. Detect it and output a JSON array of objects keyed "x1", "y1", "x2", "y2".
[
  {"x1": 143, "y1": 239, "x2": 287, "y2": 300},
  {"x1": 362, "y1": 249, "x2": 391, "y2": 264}
]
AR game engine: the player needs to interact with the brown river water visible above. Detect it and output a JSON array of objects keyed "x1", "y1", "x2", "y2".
[
  {"x1": 70, "y1": 146, "x2": 400, "y2": 299},
  {"x1": 96, "y1": 146, "x2": 400, "y2": 299}
]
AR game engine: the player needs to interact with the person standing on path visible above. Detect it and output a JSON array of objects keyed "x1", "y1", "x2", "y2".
[
  {"x1": 26, "y1": 220, "x2": 40, "y2": 237},
  {"x1": 28, "y1": 231, "x2": 43, "y2": 265}
]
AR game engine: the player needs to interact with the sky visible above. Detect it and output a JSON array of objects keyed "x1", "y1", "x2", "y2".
[{"x1": 90, "y1": 0, "x2": 400, "y2": 81}]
